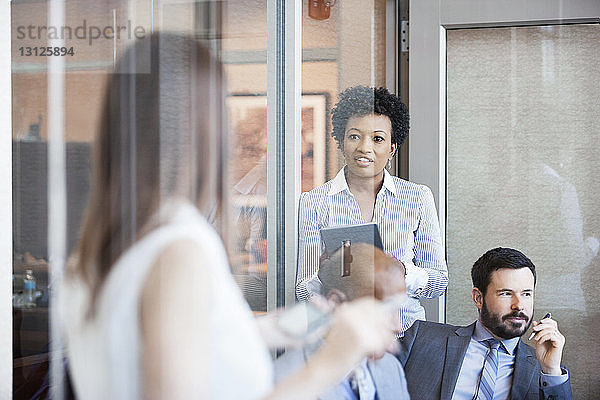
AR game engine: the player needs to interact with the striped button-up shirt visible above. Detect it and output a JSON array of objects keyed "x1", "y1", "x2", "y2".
[{"x1": 296, "y1": 167, "x2": 448, "y2": 332}]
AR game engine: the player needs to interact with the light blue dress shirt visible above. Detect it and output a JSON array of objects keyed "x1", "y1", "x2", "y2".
[
  {"x1": 452, "y1": 320, "x2": 568, "y2": 400},
  {"x1": 296, "y1": 167, "x2": 448, "y2": 332},
  {"x1": 339, "y1": 360, "x2": 377, "y2": 400}
]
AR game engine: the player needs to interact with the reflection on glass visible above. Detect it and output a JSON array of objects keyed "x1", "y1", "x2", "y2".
[
  {"x1": 10, "y1": 0, "x2": 395, "y2": 394},
  {"x1": 12, "y1": 0, "x2": 118, "y2": 395},
  {"x1": 446, "y1": 24, "x2": 600, "y2": 398},
  {"x1": 229, "y1": 95, "x2": 268, "y2": 311},
  {"x1": 227, "y1": 93, "x2": 330, "y2": 311}
]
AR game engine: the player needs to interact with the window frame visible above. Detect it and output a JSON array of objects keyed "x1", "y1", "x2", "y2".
[{"x1": 408, "y1": 0, "x2": 600, "y2": 323}]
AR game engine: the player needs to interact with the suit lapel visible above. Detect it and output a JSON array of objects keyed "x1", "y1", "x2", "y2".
[
  {"x1": 510, "y1": 340, "x2": 536, "y2": 400},
  {"x1": 369, "y1": 360, "x2": 389, "y2": 400},
  {"x1": 440, "y1": 324, "x2": 474, "y2": 400}
]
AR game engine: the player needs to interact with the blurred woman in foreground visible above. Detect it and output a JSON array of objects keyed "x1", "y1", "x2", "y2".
[{"x1": 60, "y1": 33, "x2": 395, "y2": 399}]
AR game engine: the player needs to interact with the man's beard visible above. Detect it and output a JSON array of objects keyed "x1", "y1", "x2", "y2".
[{"x1": 480, "y1": 300, "x2": 533, "y2": 339}]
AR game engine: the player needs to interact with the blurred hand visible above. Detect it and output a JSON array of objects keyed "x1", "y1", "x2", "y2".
[
  {"x1": 257, "y1": 303, "x2": 331, "y2": 349},
  {"x1": 374, "y1": 254, "x2": 406, "y2": 301},
  {"x1": 256, "y1": 311, "x2": 306, "y2": 349},
  {"x1": 318, "y1": 243, "x2": 407, "y2": 302},
  {"x1": 322, "y1": 297, "x2": 395, "y2": 366}
]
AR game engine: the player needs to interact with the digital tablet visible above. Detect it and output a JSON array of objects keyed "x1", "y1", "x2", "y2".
[{"x1": 320, "y1": 222, "x2": 383, "y2": 257}]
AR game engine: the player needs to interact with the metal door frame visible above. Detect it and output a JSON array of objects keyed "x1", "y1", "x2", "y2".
[{"x1": 408, "y1": 0, "x2": 600, "y2": 323}]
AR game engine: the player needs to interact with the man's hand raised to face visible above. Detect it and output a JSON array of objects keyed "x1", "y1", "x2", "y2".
[{"x1": 530, "y1": 315, "x2": 565, "y2": 375}]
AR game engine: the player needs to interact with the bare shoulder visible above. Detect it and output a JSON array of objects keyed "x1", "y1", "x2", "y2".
[
  {"x1": 141, "y1": 238, "x2": 213, "y2": 316},
  {"x1": 139, "y1": 238, "x2": 215, "y2": 398},
  {"x1": 153, "y1": 238, "x2": 207, "y2": 268}
]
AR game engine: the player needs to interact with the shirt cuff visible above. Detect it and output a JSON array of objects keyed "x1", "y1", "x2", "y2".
[
  {"x1": 403, "y1": 260, "x2": 429, "y2": 297},
  {"x1": 540, "y1": 368, "x2": 569, "y2": 388}
]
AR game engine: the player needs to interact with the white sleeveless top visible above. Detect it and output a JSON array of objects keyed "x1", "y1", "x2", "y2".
[{"x1": 60, "y1": 202, "x2": 273, "y2": 399}]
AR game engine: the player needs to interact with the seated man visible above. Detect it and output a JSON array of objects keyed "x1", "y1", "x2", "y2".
[
  {"x1": 275, "y1": 243, "x2": 410, "y2": 399},
  {"x1": 397, "y1": 247, "x2": 572, "y2": 400}
]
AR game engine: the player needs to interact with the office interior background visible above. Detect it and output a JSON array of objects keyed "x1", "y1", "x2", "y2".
[{"x1": 1, "y1": 0, "x2": 599, "y2": 398}]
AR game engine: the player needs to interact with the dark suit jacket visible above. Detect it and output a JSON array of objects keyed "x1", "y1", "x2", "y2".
[{"x1": 396, "y1": 320, "x2": 572, "y2": 400}]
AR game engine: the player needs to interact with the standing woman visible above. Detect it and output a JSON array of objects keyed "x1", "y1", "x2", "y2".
[
  {"x1": 296, "y1": 86, "x2": 448, "y2": 332},
  {"x1": 60, "y1": 35, "x2": 395, "y2": 400}
]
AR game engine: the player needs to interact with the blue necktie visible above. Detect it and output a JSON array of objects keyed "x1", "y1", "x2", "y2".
[{"x1": 477, "y1": 339, "x2": 500, "y2": 400}]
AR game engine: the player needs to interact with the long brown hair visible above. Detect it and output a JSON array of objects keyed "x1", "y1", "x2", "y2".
[{"x1": 72, "y1": 33, "x2": 227, "y2": 311}]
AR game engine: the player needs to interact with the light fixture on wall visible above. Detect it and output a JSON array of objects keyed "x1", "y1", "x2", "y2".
[{"x1": 308, "y1": 0, "x2": 337, "y2": 21}]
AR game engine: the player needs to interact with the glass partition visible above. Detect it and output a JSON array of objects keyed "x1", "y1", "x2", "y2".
[
  {"x1": 446, "y1": 24, "x2": 600, "y2": 398},
  {"x1": 10, "y1": 0, "x2": 394, "y2": 396},
  {"x1": 12, "y1": 1, "x2": 125, "y2": 396},
  {"x1": 302, "y1": 0, "x2": 390, "y2": 187},
  {"x1": 222, "y1": 1, "x2": 269, "y2": 312}
]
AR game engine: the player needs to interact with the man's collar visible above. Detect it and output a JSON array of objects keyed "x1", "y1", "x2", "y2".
[
  {"x1": 473, "y1": 320, "x2": 520, "y2": 355},
  {"x1": 327, "y1": 167, "x2": 397, "y2": 197}
]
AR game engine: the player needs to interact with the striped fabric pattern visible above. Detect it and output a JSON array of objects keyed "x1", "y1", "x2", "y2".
[
  {"x1": 477, "y1": 339, "x2": 500, "y2": 400},
  {"x1": 296, "y1": 168, "x2": 448, "y2": 332}
]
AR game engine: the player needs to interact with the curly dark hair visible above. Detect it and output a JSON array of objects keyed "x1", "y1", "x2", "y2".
[
  {"x1": 471, "y1": 247, "x2": 537, "y2": 295},
  {"x1": 331, "y1": 86, "x2": 409, "y2": 149}
]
